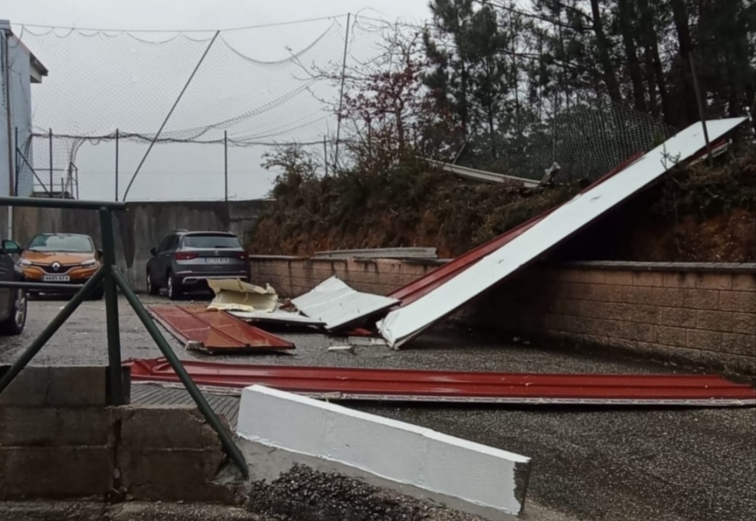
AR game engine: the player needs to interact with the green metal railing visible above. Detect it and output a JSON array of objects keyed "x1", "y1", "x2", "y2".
[{"x1": 0, "y1": 196, "x2": 247, "y2": 478}]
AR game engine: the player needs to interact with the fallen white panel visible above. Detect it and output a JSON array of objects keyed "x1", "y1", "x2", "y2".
[
  {"x1": 207, "y1": 279, "x2": 278, "y2": 312},
  {"x1": 229, "y1": 309, "x2": 325, "y2": 327},
  {"x1": 237, "y1": 385, "x2": 531, "y2": 519},
  {"x1": 379, "y1": 118, "x2": 747, "y2": 347},
  {"x1": 292, "y1": 277, "x2": 399, "y2": 331}
]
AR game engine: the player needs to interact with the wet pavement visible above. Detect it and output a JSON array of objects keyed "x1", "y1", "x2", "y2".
[{"x1": 1, "y1": 295, "x2": 755, "y2": 521}]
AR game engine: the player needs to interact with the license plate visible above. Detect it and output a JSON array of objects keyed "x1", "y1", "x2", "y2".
[
  {"x1": 205, "y1": 257, "x2": 231, "y2": 264},
  {"x1": 43, "y1": 275, "x2": 71, "y2": 282}
]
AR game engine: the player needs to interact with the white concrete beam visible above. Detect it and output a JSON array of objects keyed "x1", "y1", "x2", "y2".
[{"x1": 237, "y1": 385, "x2": 532, "y2": 520}]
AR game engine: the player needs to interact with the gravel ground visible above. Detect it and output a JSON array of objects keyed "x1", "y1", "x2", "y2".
[{"x1": 1, "y1": 296, "x2": 755, "y2": 521}]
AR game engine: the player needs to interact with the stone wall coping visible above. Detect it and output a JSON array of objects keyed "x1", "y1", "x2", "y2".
[{"x1": 556, "y1": 261, "x2": 756, "y2": 274}]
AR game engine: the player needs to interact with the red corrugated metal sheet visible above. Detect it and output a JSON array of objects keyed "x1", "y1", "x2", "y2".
[
  {"x1": 388, "y1": 152, "x2": 645, "y2": 307},
  {"x1": 127, "y1": 358, "x2": 756, "y2": 406},
  {"x1": 148, "y1": 306, "x2": 294, "y2": 352}
]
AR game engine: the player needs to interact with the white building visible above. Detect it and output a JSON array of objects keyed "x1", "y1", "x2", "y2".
[{"x1": 1, "y1": 20, "x2": 48, "y2": 198}]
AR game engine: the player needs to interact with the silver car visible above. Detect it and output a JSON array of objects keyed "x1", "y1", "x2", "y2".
[{"x1": 146, "y1": 231, "x2": 248, "y2": 300}]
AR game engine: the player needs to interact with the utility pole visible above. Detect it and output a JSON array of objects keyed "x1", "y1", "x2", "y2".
[
  {"x1": 333, "y1": 13, "x2": 351, "y2": 170},
  {"x1": 224, "y1": 130, "x2": 228, "y2": 202},
  {"x1": 48, "y1": 128, "x2": 53, "y2": 195},
  {"x1": 115, "y1": 129, "x2": 119, "y2": 201}
]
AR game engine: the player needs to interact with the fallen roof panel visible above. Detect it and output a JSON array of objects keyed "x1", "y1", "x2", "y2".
[
  {"x1": 149, "y1": 305, "x2": 294, "y2": 352},
  {"x1": 292, "y1": 277, "x2": 399, "y2": 331},
  {"x1": 229, "y1": 309, "x2": 326, "y2": 327},
  {"x1": 388, "y1": 151, "x2": 645, "y2": 307},
  {"x1": 127, "y1": 358, "x2": 756, "y2": 406},
  {"x1": 379, "y1": 118, "x2": 747, "y2": 347}
]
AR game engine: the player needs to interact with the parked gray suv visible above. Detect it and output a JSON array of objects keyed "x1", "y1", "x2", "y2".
[{"x1": 146, "y1": 231, "x2": 247, "y2": 300}]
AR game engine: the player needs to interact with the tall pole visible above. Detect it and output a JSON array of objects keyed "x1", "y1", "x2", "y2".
[
  {"x1": 688, "y1": 52, "x2": 712, "y2": 165},
  {"x1": 48, "y1": 128, "x2": 53, "y2": 195},
  {"x1": 13, "y1": 127, "x2": 18, "y2": 195},
  {"x1": 323, "y1": 136, "x2": 328, "y2": 176},
  {"x1": 115, "y1": 129, "x2": 119, "y2": 201},
  {"x1": 224, "y1": 130, "x2": 228, "y2": 202},
  {"x1": 333, "y1": 13, "x2": 351, "y2": 170},
  {"x1": 122, "y1": 31, "x2": 220, "y2": 201}
]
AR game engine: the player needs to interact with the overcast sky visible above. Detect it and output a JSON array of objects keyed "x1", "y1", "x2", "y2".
[{"x1": 5, "y1": 0, "x2": 433, "y2": 202}]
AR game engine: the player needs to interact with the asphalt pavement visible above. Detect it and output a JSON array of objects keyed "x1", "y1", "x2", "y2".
[{"x1": 1, "y1": 295, "x2": 754, "y2": 521}]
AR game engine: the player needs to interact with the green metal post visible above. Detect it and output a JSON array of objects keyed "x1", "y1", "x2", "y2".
[
  {"x1": 100, "y1": 208, "x2": 124, "y2": 405},
  {"x1": 0, "y1": 269, "x2": 104, "y2": 397},
  {"x1": 112, "y1": 268, "x2": 248, "y2": 478}
]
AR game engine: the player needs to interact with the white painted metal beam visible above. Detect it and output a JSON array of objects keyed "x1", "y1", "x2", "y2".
[{"x1": 426, "y1": 158, "x2": 539, "y2": 187}]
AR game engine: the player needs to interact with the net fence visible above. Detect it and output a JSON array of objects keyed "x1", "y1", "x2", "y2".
[{"x1": 14, "y1": 14, "x2": 675, "y2": 200}]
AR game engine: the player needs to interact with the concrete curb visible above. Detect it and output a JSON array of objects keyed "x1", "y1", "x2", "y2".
[{"x1": 236, "y1": 385, "x2": 532, "y2": 520}]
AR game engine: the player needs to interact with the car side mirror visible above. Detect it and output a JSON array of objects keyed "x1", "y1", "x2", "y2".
[
  {"x1": 97, "y1": 249, "x2": 104, "y2": 258},
  {"x1": 150, "y1": 247, "x2": 157, "y2": 257},
  {"x1": 1, "y1": 240, "x2": 21, "y2": 254}
]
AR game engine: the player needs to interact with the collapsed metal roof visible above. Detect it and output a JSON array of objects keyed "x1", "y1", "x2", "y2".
[{"x1": 379, "y1": 118, "x2": 748, "y2": 348}]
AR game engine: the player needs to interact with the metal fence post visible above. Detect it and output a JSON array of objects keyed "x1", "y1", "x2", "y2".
[
  {"x1": 224, "y1": 130, "x2": 228, "y2": 202},
  {"x1": 113, "y1": 268, "x2": 248, "y2": 478},
  {"x1": 0, "y1": 270, "x2": 104, "y2": 396},
  {"x1": 48, "y1": 128, "x2": 53, "y2": 194},
  {"x1": 100, "y1": 208, "x2": 124, "y2": 405}
]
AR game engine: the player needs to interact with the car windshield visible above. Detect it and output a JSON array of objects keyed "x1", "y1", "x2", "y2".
[
  {"x1": 181, "y1": 235, "x2": 241, "y2": 249},
  {"x1": 27, "y1": 235, "x2": 94, "y2": 253}
]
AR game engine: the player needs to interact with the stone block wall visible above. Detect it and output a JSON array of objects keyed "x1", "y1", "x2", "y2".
[
  {"x1": 470, "y1": 262, "x2": 756, "y2": 374},
  {"x1": 0, "y1": 365, "x2": 237, "y2": 502},
  {"x1": 249, "y1": 255, "x2": 442, "y2": 297},
  {"x1": 247, "y1": 256, "x2": 755, "y2": 373}
]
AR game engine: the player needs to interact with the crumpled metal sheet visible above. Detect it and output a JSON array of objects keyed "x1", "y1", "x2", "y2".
[
  {"x1": 292, "y1": 277, "x2": 399, "y2": 331},
  {"x1": 207, "y1": 279, "x2": 279, "y2": 313}
]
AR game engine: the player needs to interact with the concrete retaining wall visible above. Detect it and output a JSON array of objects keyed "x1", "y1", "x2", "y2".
[
  {"x1": 0, "y1": 365, "x2": 237, "y2": 502},
  {"x1": 4, "y1": 200, "x2": 267, "y2": 292},
  {"x1": 237, "y1": 385, "x2": 531, "y2": 520},
  {"x1": 249, "y1": 255, "x2": 442, "y2": 297},
  {"x1": 466, "y1": 262, "x2": 756, "y2": 375},
  {"x1": 248, "y1": 256, "x2": 756, "y2": 373}
]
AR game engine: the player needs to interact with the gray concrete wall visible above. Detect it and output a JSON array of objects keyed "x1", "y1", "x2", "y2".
[
  {"x1": 3, "y1": 199, "x2": 268, "y2": 291},
  {"x1": 0, "y1": 365, "x2": 239, "y2": 503}
]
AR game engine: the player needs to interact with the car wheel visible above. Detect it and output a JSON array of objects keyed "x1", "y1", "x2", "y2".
[
  {"x1": 0, "y1": 289, "x2": 27, "y2": 335},
  {"x1": 147, "y1": 272, "x2": 160, "y2": 296},
  {"x1": 167, "y1": 272, "x2": 182, "y2": 301}
]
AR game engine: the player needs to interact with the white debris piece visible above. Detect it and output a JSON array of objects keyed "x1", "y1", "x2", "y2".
[
  {"x1": 207, "y1": 279, "x2": 279, "y2": 313},
  {"x1": 327, "y1": 345, "x2": 356, "y2": 354},
  {"x1": 379, "y1": 118, "x2": 747, "y2": 348},
  {"x1": 229, "y1": 309, "x2": 325, "y2": 327},
  {"x1": 292, "y1": 277, "x2": 398, "y2": 331}
]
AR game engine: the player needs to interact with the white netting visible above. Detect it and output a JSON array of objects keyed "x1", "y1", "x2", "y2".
[{"x1": 14, "y1": 14, "x2": 674, "y2": 200}]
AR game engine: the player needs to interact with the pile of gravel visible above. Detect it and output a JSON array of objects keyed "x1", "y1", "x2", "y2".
[{"x1": 245, "y1": 464, "x2": 485, "y2": 521}]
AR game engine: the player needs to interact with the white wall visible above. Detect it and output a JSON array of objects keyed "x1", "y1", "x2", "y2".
[
  {"x1": 0, "y1": 26, "x2": 36, "y2": 198},
  {"x1": 237, "y1": 385, "x2": 532, "y2": 519}
]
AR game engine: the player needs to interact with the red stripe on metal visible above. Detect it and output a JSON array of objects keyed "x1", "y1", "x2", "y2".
[
  {"x1": 127, "y1": 358, "x2": 756, "y2": 405},
  {"x1": 148, "y1": 306, "x2": 294, "y2": 351},
  {"x1": 389, "y1": 152, "x2": 645, "y2": 306}
]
